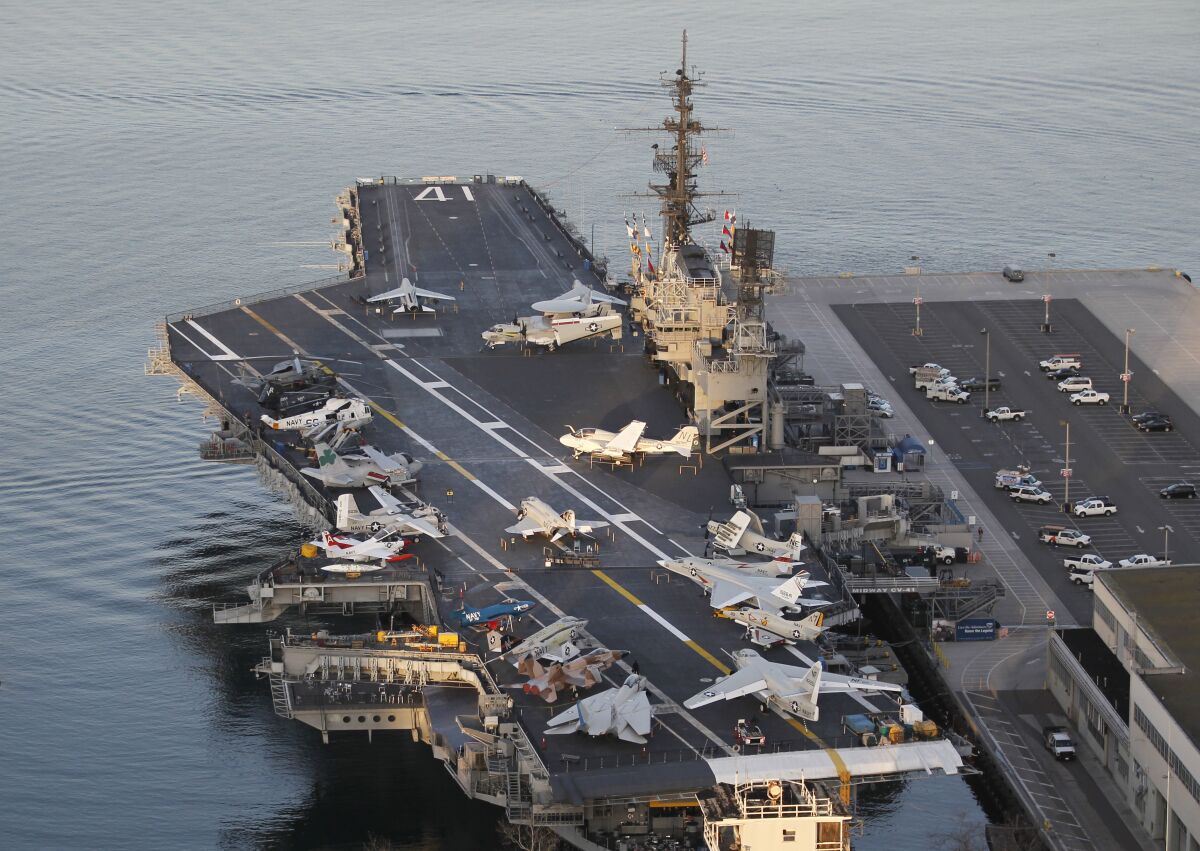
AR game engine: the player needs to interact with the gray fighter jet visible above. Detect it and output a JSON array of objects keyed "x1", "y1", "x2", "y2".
[
  {"x1": 367, "y1": 277, "x2": 457, "y2": 314},
  {"x1": 505, "y1": 497, "x2": 609, "y2": 542},
  {"x1": 544, "y1": 674, "x2": 654, "y2": 744},
  {"x1": 300, "y1": 441, "x2": 421, "y2": 488}
]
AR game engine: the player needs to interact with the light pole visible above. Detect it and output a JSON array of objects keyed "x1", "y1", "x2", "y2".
[
  {"x1": 980, "y1": 327, "x2": 991, "y2": 416},
  {"x1": 1159, "y1": 525, "x2": 1173, "y2": 562},
  {"x1": 911, "y1": 256, "x2": 923, "y2": 337},
  {"x1": 1060, "y1": 419, "x2": 1072, "y2": 512},
  {"x1": 927, "y1": 438, "x2": 935, "y2": 465},
  {"x1": 1121, "y1": 328, "x2": 1135, "y2": 414},
  {"x1": 1042, "y1": 252, "x2": 1056, "y2": 333}
]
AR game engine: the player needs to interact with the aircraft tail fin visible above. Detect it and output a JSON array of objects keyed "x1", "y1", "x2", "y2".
[
  {"x1": 770, "y1": 573, "x2": 810, "y2": 605},
  {"x1": 335, "y1": 493, "x2": 360, "y2": 531},
  {"x1": 560, "y1": 508, "x2": 576, "y2": 531},
  {"x1": 314, "y1": 442, "x2": 349, "y2": 473},
  {"x1": 782, "y1": 662, "x2": 823, "y2": 722},
  {"x1": 669, "y1": 426, "x2": 699, "y2": 456}
]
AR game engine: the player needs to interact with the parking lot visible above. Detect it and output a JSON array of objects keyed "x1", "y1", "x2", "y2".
[{"x1": 833, "y1": 298, "x2": 1200, "y2": 623}]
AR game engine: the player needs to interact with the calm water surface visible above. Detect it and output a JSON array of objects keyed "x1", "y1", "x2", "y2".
[{"x1": 3, "y1": 1, "x2": 1197, "y2": 847}]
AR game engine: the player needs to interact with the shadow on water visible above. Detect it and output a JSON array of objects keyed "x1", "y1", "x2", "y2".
[{"x1": 154, "y1": 499, "x2": 501, "y2": 849}]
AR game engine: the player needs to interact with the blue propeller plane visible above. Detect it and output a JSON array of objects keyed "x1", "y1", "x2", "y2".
[{"x1": 450, "y1": 598, "x2": 536, "y2": 629}]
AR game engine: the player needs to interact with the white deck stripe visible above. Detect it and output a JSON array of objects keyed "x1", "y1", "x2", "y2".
[
  {"x1": 185, "y1": 319, "x2": 241, "y2": 360},
  {"x1": 471, "y1": 479, "x2": 516, "y2": 511},
  {"x1": 638, "y1": 605, "x2": 690, "y2": 641}
]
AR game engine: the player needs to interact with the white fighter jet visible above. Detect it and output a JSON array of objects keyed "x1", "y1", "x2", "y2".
[
  {"x1": 307, "y1": 530, "x2": 412, "y2": 564},
  {"x1": 544, "y1": 674, "x2": 654, "y2": 744},
  {"x1": 706, "y1": 510, "x2": 806, "y2": 560},
  {"x1": 260, "y1": 398, "x2": 373, "y2": 433},
  {"x1": 334, "y1": 488, "x2": 446, "y2": 539},
  {"x1": 500, "y1": 616, "x2": 589, "y2": 665},
  {"x1": 505, "y1": 497, "x2": 609, "y2": 543},
  {"x1": 367, "y1": 277, "x2": 457, "y2": 314},
  {"x1": 529, "y1": 280, "x2": 627, "y2": 314},
  {"x1": 656, "y1": 557, "x2": 829, "y2": 613},
  {"x1": 683, "y1": 649, "x2": 905, "y2": 723},
  {"x1": 559, "y1": 421, "x2": 699, "y2": 461},
  {"x1": 726, "y1": 608, "x2": 826, "y2": 644},
  {"x1": 300, "y1": 442, "x2": 421, "y2": 488}
]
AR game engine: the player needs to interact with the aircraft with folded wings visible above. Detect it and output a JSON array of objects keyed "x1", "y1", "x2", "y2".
[
  {"x1": 334, "y1": 487, "x2": 447, "y2": 539},
  {"x1": 367, "y1": 277, "x2": 457, "y2": 314},
  {"x1": 544, "y1": 674, "x2": 654, "y2": 743},
  {"x1": 656, "y1": 556, "x2": 829, "y2": 613},
  {"x1": 683, "y1": 649, "x2": 904, "y2": 722},
  {"x1": 559, "y1": 421, "x2": 699, "y2": 461},
  {"x1": 300, "y1": 442, "x2": 421, "y2": 488},
  {"x1": 307, "y1": 530, "x2": 412, "y2": 563},
  {"x1": 500, "y1": 616, "x2": 588, "y2": 665},
  {"x1": 505, "y1": 497, "x2": 609, "y2": 542},
  {"x1": 706, "y1": 509, "x2": 806, "y2": 560},
  {"x1": 482, "y1": 280, "x2": 626, "y2": 351}
]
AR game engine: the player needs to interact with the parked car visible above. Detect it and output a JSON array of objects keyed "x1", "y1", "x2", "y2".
[
  {"x1": 868, "y1": 397, "x2": 894, "y2": 418},
  {"x1": 960, "y1": 376, "x2": 1002, "y2": 392},
  {"x1": 1003, "y1": 266, "x2": 1025, "y2": 282},
  {"x1": 1071, "y1": 389, "x2": 1110, "y2": 406},
  {"x1": 1160, "y1": 483, "x2": 1197, "y2": 499},
  {"x1": 1043, "y1": 727, "x2": 1077, "y2": 760},
  {"x1": 1039, "y1": 526, "x2": 1092, "y2": 548},
  {"x1": 1138, "y1": 417, "x2": 1173, "y2": 432},
  {"x1": 1073, "y1": 497, "x2": 1118, "y2": 517},
  {"x1": 1011, "y1": 485, "x2": 1054, "y2": 504},
  {"x1": 1118, "y1": 554, "x2": 1172, "y2": 568},
  {"x1": 1046, "y1": 365, "x2": 1081, "y2": 381},
  {"x1": 1133, "y1": 410, "x2": 1169, "y2": 425},
  {"x1": 1058, "y1": 376, "x2": 1094, "y2": 393}
]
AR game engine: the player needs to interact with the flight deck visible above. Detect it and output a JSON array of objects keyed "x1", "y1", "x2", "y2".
[{"x1": 161, "y1": 176, "x2": 960, "y2": 828}]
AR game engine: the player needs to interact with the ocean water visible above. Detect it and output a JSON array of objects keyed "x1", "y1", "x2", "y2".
[{"x1": 2, "y1": 0, "x2": 1197, "y2": 847}]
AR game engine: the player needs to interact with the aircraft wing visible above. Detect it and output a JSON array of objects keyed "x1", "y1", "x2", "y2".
[
  {"x1": 683, "y1": 667, "x2": 769, "y2": 709},
  {"x1": 506, "y1": 517, "x2": 547, "y2": 536},
  {"x1": 819, "y1": 672, "x2": 906, "y2": 694},
  {"x1": 392, "y1": 513, "x2": 444, "y2": 539},
  {"x1": 368, "y1": 485, "x2": 405, "y2": 512},
  {"x1": 605, "y1": 421, "x2": 646, "y2": 455},
  {"x1": 707, "y1": 577, "x2": 755, "y2": 610},
  {"x1": 300, "y1": 467, "x2": 356, "y2": 487},
  {"x1": 717, "y1": 512, "x2": 752, "y2": 548},
  {"x1": 367, "y1": 285, "x2": 409, "y2": 303},
  {"x1": 412, "y1": 286, "x2": 456, "y2": 302},
  {"x1": 574, "y1": 519, "x2": 610, "y2": 535},
  {"x1": 360, "y1": 445, "x2": 406, "y2": 473},
  {"x1": 616, "y1": 694, "x2": 652, "y2": 743}
]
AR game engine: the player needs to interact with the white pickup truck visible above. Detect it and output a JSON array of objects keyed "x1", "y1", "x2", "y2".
[
  {"x1": 927, "y1": 385, "x2": 971, "y2": 404},
  {"x1": 986, "y1": 407, "x2": 1026, "y2": 422},
  {"x1": 1118, "y1": 554, "x2": 1172, "y2": 568},
  {"x1": 1040, "y1": 354, "x2": 1082, "y2": 371}
]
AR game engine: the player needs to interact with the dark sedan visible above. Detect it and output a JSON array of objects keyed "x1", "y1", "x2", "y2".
[
  {"x1": 960, "y1": 376, "x2": 1002, "y2": 392},
  {"x1": 1133, "y1": 410, "x2": 1169, "y2": 424},
  {"x1": 1160, "y1": 483, "x2": 1197, "y2": 499},
  {"x1": 1046, "y1": 366, "x2": 1081, "y2": 381},
  {"x1": 1139, "y1": 418, "x2": 1174, "y2": 432}
]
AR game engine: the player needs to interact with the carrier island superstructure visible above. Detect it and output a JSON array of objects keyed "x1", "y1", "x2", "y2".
[{"x1": 149, "y1": 34, "x2": 973, "y2": 851}]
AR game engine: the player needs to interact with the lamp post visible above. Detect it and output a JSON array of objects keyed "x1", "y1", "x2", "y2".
[
  {"x1": 911, "y1": 256, "x2": 923, "y2": 337},
  {"x1": 927, "y1": 438, "x2": 935, "y2": 465},
  {"x1": 1042, "y1": 252, "x2": 1056, "y2": 333},
  {"x1": 1121, "y1": 328, "x2": 1135, "y2": 414},
  {"x1": 1159, "y1": 524, "x2": 1173, "y2": 562},
  {"x1": 1060, "y1": 419, "x2": 1072, "y2": 512},
  {"x1": 980, "y1": 327, "x2": 991, "y2": 417}
]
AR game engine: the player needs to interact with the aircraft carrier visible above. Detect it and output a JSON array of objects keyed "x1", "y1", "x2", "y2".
[{"x1": 151, "y1": 35, "x2": 968, "y2": 850}]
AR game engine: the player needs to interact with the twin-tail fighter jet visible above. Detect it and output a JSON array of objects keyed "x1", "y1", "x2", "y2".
[
  {"x1": 307, "y1": 530, "x2": 412, "y2": 564},
  {"x1": 499, "y1": 616, "x2": 588, "y2": 665},
  {"x1": 449, "y1": 598, "x2": 536, "y2": 630},
  {"x1": 656, "y1": 556, "x2": 829, "y2": 613},
  {"x1": 559, "y1": 421, "x2": 699, "y2": 461},
  {"x1": 482, "y1": 280, "x2": 626, "y2": 351},
  {"x1": 505, "y1": 497, "x2": 609, "y2": 543},
  {"x1": 544, "y1": 674, "x2": 654, "y2": 744},
  {"x1": 367, "y1": 277, "x2": 457, "y2": 314},
  {"x1": 301, "y1": 442, "x2": 421, "y2": 488},
  {"x1": 512, "y1": 648, "x2": 627, "y2": 703},
  {"x1": 260, "y1": 398, "x2": 373, "y2": 434},
  {"x1": 334, "y1": 487, "x2": 446, "y2": 539},
  {"x1": 706, "y1": 509, "x2": 806, "y2": 560},
  {"x1": 683, "y1": 649, "x2": 904, "y2": 723}
]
